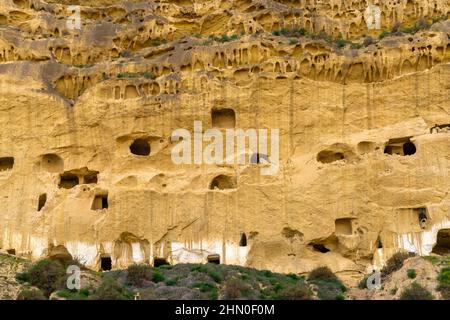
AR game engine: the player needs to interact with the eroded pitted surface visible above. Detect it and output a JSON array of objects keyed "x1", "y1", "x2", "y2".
[{"x1": 0, "y1": 0, "x2": 449, "y2": 280}]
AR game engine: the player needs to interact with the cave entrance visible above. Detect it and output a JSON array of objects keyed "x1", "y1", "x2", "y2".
[
  {"x1": 38, "y1": 193, "x2": 47, "y2": 211},
  {"x1": 432, "y1": 229, "x2": 450, "y2": 256},
  {"x1": 210, "y1": 175, "x2": 236, "y2": 190},
  {"x1": 384, "y1": 137, "x2": 416, "y2": 156},
  {"x1": 59, "y1": 173, "x2": 79, "y2": 189},
  {"x1": 211, "y1": 108, "x2": 236, "y2": 128},
  {"x1": 83, "y1": 172, "x2": 98, "y2": 184},
  {"x1": 100, "y1": 256, "x2": 112, "y2": 271},
  {"x1": 311, "y1": 244, "x2": 330, "y2": 253},
  {"x1": 92, "y1": 194, "x2": 108, "y2": 210},
  {"x1": 130, "y1": 139, "x2": 151, "y2": 156},
  {"x1": 207, "y1": 254, "x2": 220, "y2": 264},
  {"x1": 6, "y1": 249, "x2": 16, "y2": 255},
  {"x1": 0, "y1": 157, "x2": 14, "y2": 171},
  {"x1": 239, "y1": 233, "x2": 247, "y2": 247},
  {"x1": 317, "y1": 151, "x2": 345, "y2": 164},
  {"x1": 153, "y1": 258, "x2": 169, "y2": 267}
]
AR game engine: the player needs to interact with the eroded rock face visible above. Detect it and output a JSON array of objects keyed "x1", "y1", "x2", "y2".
[{"x1": 0, "y1": 0, "x2": 449, "y2": 277}]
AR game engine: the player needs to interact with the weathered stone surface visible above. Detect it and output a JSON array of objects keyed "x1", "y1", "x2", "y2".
[{"x1": 0, "y1": 0, "x2": 449, "y2": 280}]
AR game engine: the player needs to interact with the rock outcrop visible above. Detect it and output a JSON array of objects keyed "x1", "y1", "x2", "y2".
[{"x1": 0, "y1": 0, "x2": 449, "y2": 281}]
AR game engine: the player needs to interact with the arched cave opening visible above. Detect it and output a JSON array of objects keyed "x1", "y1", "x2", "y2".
[
  {"x1": 130, "y1": 139, "x2": 151, "y2": 156},
  {"x1": 239, "y1": 233, "x2": 247, "y2": 247},
  {"x1": 209, "y1": 175, "x2": 236, "y2": 190},
  {"x1": 153, "y1": 258, "x2": 169, "y2": 267},
  {"x1": 41, "y1": 154, "x2": 63, "y2": 173},
  {"x1": 7, "y1": 249, "x2": 16, "y2": 255},
  {"x1": 432, "y1": 229, "x2": 450, "y2": 256}
]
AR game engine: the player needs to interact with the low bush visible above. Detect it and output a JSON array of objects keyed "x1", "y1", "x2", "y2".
[
  {"x1": 437, "y1": 267, "x2": 450, "y2": 299},
  {"x1": 277, "y1": 284, "x2": 311, "y2": 300},
  {"x1": 381, "y1": 251, "x2": 415, "y2": 279},
  {"x1": 407, "y1": 269, "x2": 417, "y2": 279},
  {"x1": 16, "y1": 288, "x2": 46, "y2": 300},
  {"x1": 126, "y1": 264, "x2": 152, "y2": 286},
  {"x1": 90, "y1": 277, "x2": 132, "y2": 300},
  {"x1": 400, "y1": 282, "x2": 434, "y2": 300},
  {"x1": 24, "y1": 259, "x2": 66, "y2": 297},
  {"x1": 222, "y1": 278, "x2": 251, "y2": 300},
  {"x1": 308, "y1": 266, "x2": 338, "y2": 282}
]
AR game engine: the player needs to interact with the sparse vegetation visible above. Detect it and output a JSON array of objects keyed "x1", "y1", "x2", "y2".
[
  {"x1": 407, "y1": 269, "x2": 417, "y2": 279},
  {"x1": 381, "y1": 251, "x2": 415, "y2": 279},
  {"x1": 308, "y1": 266, "x2": 346, "y2": 300},
  {"x1": 21, "y1": 259, "x2": 66, "y2": 297},
  {"x1": 126, "y1": 264, "x2": 152, "y2": 286},
  {"x1": 437, "y1": 267, "x2": 450, "y2": 299},
  {"x1": 400, "y1": 282, "x2": 434, "y2": 300}
]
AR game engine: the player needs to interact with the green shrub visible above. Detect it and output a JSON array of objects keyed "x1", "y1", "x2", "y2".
[
  {"x1": 152, "y1": 271, "x2": 165, "y2": 283},
  {"x1": 308, "y1": 266, "x2": 338, "y2": 282},
  {"x1": 390, "y1": 287, "x2": 398, "y2": 295},
  {"x1": 400, "y1": 282, "x2": 434, "y2": 300},
  {"x1": 165, "y1": 278, "x2": 178, "y2": 286},
  {"x1": 56, "y1": 289, "x2": 88, "y2": 300},
  {"x1": 308, "y1": 267, "x2": 346, "y2": 300},
  {"x1": 336, "y1": 38, "x2": 347, "y2": 48},
  {"x1": 208, "y1": 271, "x2": 222, "y2": 283},
  {"x1": 17, "y1": 288, "x2": 46, "y2": 300},
  {"x1": 15, "y1": 272, "x2": 29, "y2": 283},
  {"x1": 222, "y1": 278, "x2": 251, "y2": 300},
  {"x1": 437, "y1": 267, "x2": 450, "y2": 299},
  {"x1": 381, "y1": 251, "x2": 414, "y2": 279},
  {"x1": 407, "y1": 269, "x2": 417, "y2": 279},
  {"x1": 379, "y1": 31, "x2": 390, "y2": 39},
  {"x1": 26, "y1": 259, "x2": 66, "y2": 297},
  {"x1": 126, "y1": 264, "x2": 152, "y2": 286}
]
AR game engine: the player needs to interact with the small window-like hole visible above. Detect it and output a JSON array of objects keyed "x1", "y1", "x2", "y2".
[
  {"x1": 38, "y1": 194, "x2": 47, "y2": 211},
  {"x1": 7, "y1": 249, "x2": 16, "y2": 255},
  {"x1": 211, "y1": 108, "x2": 236, "y2": 128},
  {"x1": 239, "y1": 233, "x2": 247, "y2": 247},
  {"x1": 0, "y1": 157, "x2": 14, "y2": 171},
  {"x1": 130, "y1": 139, "x2": 151, "y2": 156}
]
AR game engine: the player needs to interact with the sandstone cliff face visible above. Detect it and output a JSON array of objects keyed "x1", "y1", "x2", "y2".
[{"x1": 0, "y1": 0, "x2": 449, "y2": 281}]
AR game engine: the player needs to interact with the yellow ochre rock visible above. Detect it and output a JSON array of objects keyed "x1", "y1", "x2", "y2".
[{"x1": 0, "y1": 0, "x2": 449, "y2": 281}]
